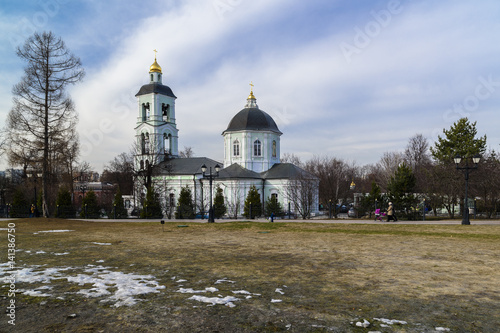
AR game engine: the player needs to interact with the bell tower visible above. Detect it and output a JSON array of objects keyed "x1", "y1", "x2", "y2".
[{"x1": 134, "y1": 51, "x2": 179, "y2": 169}]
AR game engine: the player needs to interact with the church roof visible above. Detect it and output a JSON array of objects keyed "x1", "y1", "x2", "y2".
[
  {"x1": 223, "y1": 108, "x2": 282, "y2": 134},
  {"x1": 261, "y1": 163, "x2": 318, "y2": 180},
  {"x1": 218, "y1": 163, "x2": 262, "y2": 179},
  {"x1": 159, "y1": 157, "x2": 220, "y2": 175},
  {"x1": 135, "y1": 83, "x2": 176, "y2": 98}
]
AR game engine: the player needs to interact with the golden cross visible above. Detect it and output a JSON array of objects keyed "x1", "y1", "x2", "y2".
[
  {"x1": 153, "y1": 49, "x2": 158, "y2": 60},
  {"x1": 249, "y1": 81, "x2": 254, "y2": 92}
]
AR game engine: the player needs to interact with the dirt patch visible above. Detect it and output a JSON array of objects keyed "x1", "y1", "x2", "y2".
[{"x1": 1, "y1": 219, "x2": 499, "y2": 332}]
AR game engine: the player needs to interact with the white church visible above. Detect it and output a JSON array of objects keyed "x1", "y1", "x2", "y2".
[{"x1": 134, "y1": 55, "x2": 319, "y2": 218}]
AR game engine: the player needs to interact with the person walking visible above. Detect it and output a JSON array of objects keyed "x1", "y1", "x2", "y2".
[{"x1": 387, "y1": 202, "x2": 398, "y2": 222}]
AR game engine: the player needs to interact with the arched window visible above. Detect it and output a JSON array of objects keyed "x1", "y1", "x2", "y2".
[
  {"x1": 233, "y1": 139, "x2": 240, "y2": 156},
  {"x1": 163, "y1": 133, "x2": 171, "y2": 154},
  {"x1": 140, "y1": 160, "x2": 144, "y2": 170},
  {"x1": 150, "y1": 74, "x2": 154, "y2": 82},
  {"x1": 272, "y1": 140, "x2": 277, "y2": 158},
  {"x1": 253, "y1": 139, "x2": 261, "y2": 156}
]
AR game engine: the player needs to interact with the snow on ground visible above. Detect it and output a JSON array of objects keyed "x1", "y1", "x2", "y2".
[
  {"x1": 188, "y1": 295, "x2": 239, "y2": 307},
  {"x1": 67, "y1": 265, "x2": 165, "y2": 307},
  {"x1": 33, "y1": 230, "x2": 74, "y2": 235},
  {"x1": 92, "y1": 242, "x2": 112, "y2": 245},
  {"x1": 0, "y1": 261, "x2": 165, "y2": 307}
]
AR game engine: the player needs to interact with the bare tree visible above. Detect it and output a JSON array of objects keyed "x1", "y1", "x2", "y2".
[
  {"x1": 5, "y1": 31, "x2": 84, "y2": 217},
  {"x1": 281, "y1": 168, "x2": 319, "y2": 219},
  {"x1": 224, "y1": 181, "x2": 243, "y2": 219},
  {"x1": 102, "y1": 152, "x2": 134, "y2": 195},
  {"x1": 404, "y1": 134, "x2": 430, "y2": 169},
  {"x1": 280, "y1": 153, "x2": 302, "y2": 166},
  {"x1": 375, "y1": 152, "x2": 405, "y2": 190},
  {"x1": 179, "y1": 146, "x2": 194, "y2": 158}
]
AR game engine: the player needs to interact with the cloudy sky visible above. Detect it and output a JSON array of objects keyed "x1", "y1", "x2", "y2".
[{"x1": 1, "y1": 0, "x2": 500, "y2": 172}]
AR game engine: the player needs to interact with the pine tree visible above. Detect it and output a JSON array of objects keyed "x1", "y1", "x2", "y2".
[
  {"x1": 430, "y1": 118, "x2": 487, "y2": 163},
  {"x1": 80, "y1": 190, "x2": 99, "y2": 218},
  {"x1": 387, "y1": 163, "x2": 418, "y2": 219},
  {"x1": 55, "y1": 187, "x2": 75, "y2": 218},
  {"x1": 141, "y1": 187, "x2": 162, "y2": 218},
  {"x1": 10, "y1": 188, "x2": 28, "y2": 218},
  {"x1": 213, "y1": 185, "x2": 227, "y2": 218},
  {"x1": 175, "y1": 186, "x2": 194, "y2": 219},
  {"x1": 244, "y1": 185, "x2": 262, "y2": 218},
  {"x1": 113, "y1": 187, "x2": 128, "y2": 218},
  {"x1": 265, "y1": 195, "x2": 283, "y2": 217}
]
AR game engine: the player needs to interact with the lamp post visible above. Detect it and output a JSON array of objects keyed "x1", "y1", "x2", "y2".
[
  {"x1": 80, "y1": 184, "x2": 87, "y2": 214},
  {"x1": 454, "y1": 154, "x2": 481, "y2": 225},
  {"x1": 201, "y1": 164, "x2": 220, "y2": 223}
]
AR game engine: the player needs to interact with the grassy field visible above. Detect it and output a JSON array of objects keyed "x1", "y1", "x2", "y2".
[{"x1": 1, "y1": 219, "x2": 499, "y2": 332}]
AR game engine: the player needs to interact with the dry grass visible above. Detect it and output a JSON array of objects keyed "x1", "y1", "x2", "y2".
[{"x1": 1, "y1": 219, "x2": 499, "y2": 332}]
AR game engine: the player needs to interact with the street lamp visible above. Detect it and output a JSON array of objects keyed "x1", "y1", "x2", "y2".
[
  {"x1": 201, "y1": 164, "x2": 220, "y2": 223},
  {"x1": 454, "y1": 154, "x2": 481, "y2": 225}
]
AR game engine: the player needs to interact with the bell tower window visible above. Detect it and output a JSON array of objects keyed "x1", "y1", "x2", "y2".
[
  {"x1": 162, "y1": 104, "x2": 170, "y2": 121},
  {"x1": 272, "y1": 140, "x2": 277, "y2": 158}
]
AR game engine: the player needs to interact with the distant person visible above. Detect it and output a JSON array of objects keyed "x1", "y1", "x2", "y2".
[
  {"x1": 387, "y1": 202, "x2": 397, "y2": 222},
  {"x1": 270, "y1": 212, "x2": 275, "y2": 223},
  {"x1": 30, "y1": 204, "x2": 36, "y2": 218}
]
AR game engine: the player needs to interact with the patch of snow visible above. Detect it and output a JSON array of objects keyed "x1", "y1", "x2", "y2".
[
  {"x1": 435, "y1": 328, "x2": 451, "y2": 332},
  {"x1": 177, "y1": 287, "x2": 219, "y2": 294},
  {"x1": 36, "y1": 251, "x2": 46, "y2": 254},
  {"x1": 54, "y1": 252, "x2": 70, "y2": 256},
  {"x1": 176, "y1": 279, "x2": 187, "y2": 283},
  {"x1": 275, "y1": 288, "x2": 285, "y2": 294},
  {"x1": 34, "y1": 230, "x2": 74, "y2": 234},
  {"x1": 271, "y1": 299, "x2": 282, "y2": 303},
  {"x1": 215, "y1": 278, "x2": 235, "y2": 284},
  {"x1": 92, "y1": 242, "x2": 112, "y2": 245},
  {"x1": 356, "y1": 319, "x2": 370, "y2": 328},
  {"x1": 22, "y1": 290, "x2": 51, "y2": 297},
  {"x1": 67, "y1": 266, "x2": 165, "y2": 307},
  {"x1": 96, "y1": 260, "x2": 104, "y2": 263},
  {"x1": 373, "y1": 318, "x2": 407, "y2": 325},
  {"x1": 188, "y1": 295, "x2": 239, "y2": 307},
  {"x1": 232, "y1": 290, "x2": 251, "y2": 295}
]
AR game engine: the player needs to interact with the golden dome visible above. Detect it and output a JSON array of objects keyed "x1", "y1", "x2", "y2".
[{"x1": 149, "y1": 58, "x2": 162, "y2": 73}]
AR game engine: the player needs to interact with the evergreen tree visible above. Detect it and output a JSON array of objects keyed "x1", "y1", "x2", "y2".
[
  {"x1": 141, "y1": 186, "x2": 162, "y2": 218},
  {"x1": 265, "y1": 195, "x2": 283, "y2": 217},
  {"x1": 80, "y1": 190, "x2": 99, "y2": 218},
  {"x1": 113, "y1": 187, "x2": 128, "y2": 218},
  {"x1": 10, "y1": 188, "x2": 29, "y2": 217},
  {"x1": 430, "y1": 118, "x2": 487, "y2": 162},
  {"x1": 55, "y1": 187, "x2": 75, "y2": 218},
  {"x1": 175, "y1": 186, "x2": 194, "y2": 219},
  {"x1": 244, "y1": 185, "x2": 262, "y2": 218},
  {"x1": 213, "y1": 185, "x2": 227, "y2": 218},
  {"x1": 387, "y1": 163, "x2": 418, "y2": 219}
]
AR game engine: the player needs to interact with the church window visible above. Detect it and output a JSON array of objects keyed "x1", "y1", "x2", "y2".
[
  {"x1": 169, "y1": 193, "x2": 175, "y2": 207},
  {"x1": 150, "y1": 74, "x2": 154, "y2": 82},
  {"x1": 271, "y1": 193, "x2": 278, "y2": 200},
  {"x1": 253, "y1": 139, "x2": 261, "y2": 156},
  {"x1": 158, "y1": 74, "x2": 161, "y2": 82},
  {"x1": 272, "y1": 140, "x2": 277, "y2": 158},
  {"x1": 233, "y1": 139, "x2": 240, "y2": 156},
  {"x1": 140, "y1": 160, "x2": 144, "y2": 170}
]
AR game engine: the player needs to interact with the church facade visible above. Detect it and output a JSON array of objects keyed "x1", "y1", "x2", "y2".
[{"x1": 134, "y1": 56, "x2": 319, "y2": 218}]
